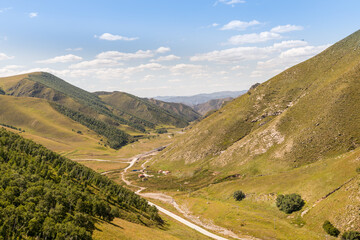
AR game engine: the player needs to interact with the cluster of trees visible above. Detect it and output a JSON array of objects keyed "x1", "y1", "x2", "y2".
[
  {"x1": 52, "y1": 104, "x2": 132, "y2": 149},
  {"x1": 323, "y1": 221, "x2": 360, "y2": 239},
  {"x1": 0, "y1": 87, "x2": 5, "y2": 95},
  {"x1": 0, "y1": 128, "x2": 162, "y2": 239},
  {"x1": 276, "y1": 193, "x2": 304, "y2": 214}
]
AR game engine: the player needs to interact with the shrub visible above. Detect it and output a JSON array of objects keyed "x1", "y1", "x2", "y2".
[
  {"x1": 276, "y1": 193, "x2": 305, "y2": 214},
  {"x1": 341, "y1": 231, "x2": 360, "y2": 240},
  {"x1": 156, "y1": 128, "x2": 168, "y2": 134},
  {"x1": 233, "y1": 190, "x2": 246, "y2": 201},
  {"x1": 323, "y1": 220, "x2": 340, "y2": 237},
  {"x1": 356, "y1": 167, "x2": 360, "y2": 173}
]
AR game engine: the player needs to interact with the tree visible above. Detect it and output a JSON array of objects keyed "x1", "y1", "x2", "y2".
[
  {"x1": 233, "y1": 190, "x2": 246, "y2": 201},
  {"x1": 276, "y1": 193, "x2": 304, "y2": 214},
  {"x1": 323, "y1": 220, "x2": 340, "y2": 237}
]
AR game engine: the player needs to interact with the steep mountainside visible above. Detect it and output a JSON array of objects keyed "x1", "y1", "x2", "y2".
[
  {"x1": 145, "y1": 30, "x2": 360, "y2": 240},
  {"x1": 154, "y1": 90, "x2": 246, "y2": 106},
  {"x1": 95, "y1": 91, "x2": 199, "y2": 128},
  {"x1": 192, "y1": 97, "x2": 233, "y2": 115},
  {"x1": 152, "y1": 30, "x2": 360, "y2": 176},
  {"x1": 0, "y1": 128, "x2": 162, "y2": 239},
  {"x1": 146, "y1": 98, "x2": 201, "y2": 122}
]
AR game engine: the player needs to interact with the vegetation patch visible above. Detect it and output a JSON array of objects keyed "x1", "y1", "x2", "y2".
[
  {"x1": 233, "y1": 190, "x2": 246, "y2": 201},
  {"x1": 341, "y1": 231, "x2": 360, "y2": 240},
  {"x1": 276, "y1": 193, "x2": 304, "y2": 214},
  {"x1": 323, "y1": 220, "x2": 340, "y2": 237}
]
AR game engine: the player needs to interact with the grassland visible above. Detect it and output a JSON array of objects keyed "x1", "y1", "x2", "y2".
[{"x1": 94, "y1": 213, "x2": 212, "y2": 240}]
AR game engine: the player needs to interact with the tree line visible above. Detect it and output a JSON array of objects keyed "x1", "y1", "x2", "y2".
[{"x1": 51, "y1": 103, "x2": 132, "y2": 149}]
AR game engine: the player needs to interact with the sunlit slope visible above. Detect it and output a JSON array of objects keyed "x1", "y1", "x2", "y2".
[
  {"x1": 96, "y1": 91, "x2": 199, "y2": 128},
  {"x1": 0, "y1": 95, "x2": 111, "y2": 156},
  {"x1": 152, "y1": 30, "x2": 360, "y2": 177},
  {"x1": 0, "y1": 72, "x2": 153, "y2": 133}
]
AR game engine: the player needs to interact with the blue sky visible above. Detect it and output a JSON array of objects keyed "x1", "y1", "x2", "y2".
[{"x1": 0, "y1": 0, "x2": 359, "y2": 97}]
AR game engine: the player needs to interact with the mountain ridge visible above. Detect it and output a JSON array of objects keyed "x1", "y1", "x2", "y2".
[{"x1": 154, "y1": 90, "x2": 246, "y2": 106}]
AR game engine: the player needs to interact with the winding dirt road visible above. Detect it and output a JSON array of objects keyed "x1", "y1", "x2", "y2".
[{"x1": 112, "y1": 147, "x2": 254, "y2": 240}]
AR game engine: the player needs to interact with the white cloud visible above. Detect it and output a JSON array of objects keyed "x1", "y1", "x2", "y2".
[
  {"x1": 228, "y1": 31, "x2": 282, "y2": 45},
  {"x1": 250, "y1": 69, "x2": 282, "y2": 78},
  {"x1": 97, "y1": 50, "x2": 154, "y2": 61},
  {"x1": 168, "y1": 79, "x2": 181, "y2": 82},
  {"x1": 97, "y1": 47, "x2": 170, "y2": 61},
  {"x1": 272, "y1": 40, "x2": 308, "y2": 50},
  {"x1": 278, "y1": 45, "x2": 331, "y2": 60},
  {"x1": 29, "y1": 12, "x2": 38, "y2": 18},
  {"x1": 212, "y1": 23, "x2": 219, "y2": 27},
  {"x1": 66, "y1": 47, "x2": 83, "y2": 51},
  {"x1": 215, "y1": 0, "x2": 246, "y2": 7},
  {"x1": 270, "y1": 24, "x2": 303, "y2": 33},
  {"x1": 191, "y1": 46, "x2": 273, "y2": 62},
  {"x1": 69, "y1": 59, "x2": 122, "y2": 69},
  {"x1": 257, "y1": 44, "x2": 330, "y2": 70},
  {"x1": 170, "y1": 64, "x2": 203, "y2": 72},
  {"x1": 150, "y1": 55, "x2": 180, "y2": 62},
  {"x1": 221, "y1": 20, "x2": 260, "y2": 31},
  {"x1": 37, "y1": 54, "x2": 82, "y2": 64},
  {"x1": 0, "y1": 53, "x2": 14, "y2": 60},
  {"x1": 96, "y1": 33, "x2": 138, "y2": 41},
  {"x1": 231, "y1": 65, "x2": 247, "y2": 70},
  {"x1": 156, "y1": 47, "x2": 171, "y2": 53}
]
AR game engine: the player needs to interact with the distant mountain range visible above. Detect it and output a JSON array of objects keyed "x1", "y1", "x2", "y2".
[{"x1": 153, "y1": 90, "x2": 246, "y2": 106}]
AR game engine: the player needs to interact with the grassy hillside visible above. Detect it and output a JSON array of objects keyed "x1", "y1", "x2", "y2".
[
  {"x1": 0, "y1": 72, "x2": 153, "y2": 132},
  {"x1": 0, "y1": 128, "x2": 162, "y2": 239},
  {"x1": 151, "y1": 29, "x2": 360, "y2": 177},
  {"x1": 147, "y1": 98, "x2": 201, "y2": 122},
  {"x1": 139, "y1": 30, "x2": 360, "y2": 239},
  {"x1": 96, "y1": 91, "x2": 199, "y2": 128},
  {"x1": 0, "y1": 95, "x2": 112, "y2": 154}
]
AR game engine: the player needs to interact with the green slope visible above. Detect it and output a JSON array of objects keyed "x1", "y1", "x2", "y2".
[
  {"x1": 152, "y1": 29, "x2": 360, "y2": 176},
  {"x1": 142, "y1": 30, "x2": 360, "y2": 239},
  {"x1": 96, "y1": 91, "x2": 200, "y2": 128},
  {"x1": 0, "y1": 95, "x2": 108, "y2": 154},
  {"x1": 0, "y1": 128, "x2": 162, "y2": 239},
  {"x1": 0, "y1": 72, "x2": 153, "y2": 132}
]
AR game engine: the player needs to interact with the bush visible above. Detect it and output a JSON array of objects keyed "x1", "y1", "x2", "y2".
[
  {"x1": 342, "y1": 231, "x2": 360, "y2": 240},
  {"x1": 356, "y1": 167, "x2": 360, "y2": 173},
  {"x1": 323, "y1": 220, "x2": 340, "y2": 237},
  {"x1": 276, "y1": 193, "x2": 305, "y2": 214},
  {"x1": 156, "y1": 128, "x2": 168, "y2": 134},
  {"x1": 233, "y1": 190, "x2": 246, "y2": 201}
]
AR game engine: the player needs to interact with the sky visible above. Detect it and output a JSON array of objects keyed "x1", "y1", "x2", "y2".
[{"x1": 0, "y1": 0, "x2": 360, "y2": 97}]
